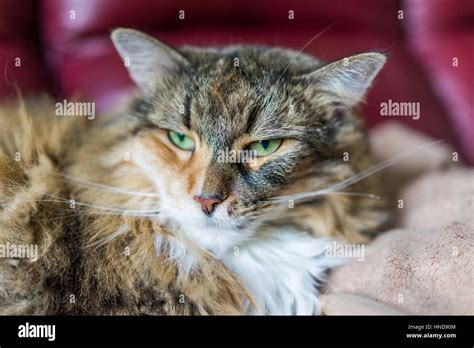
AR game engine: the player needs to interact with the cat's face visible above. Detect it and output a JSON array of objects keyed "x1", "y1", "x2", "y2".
[{"x1": 112, "y1": 29, "x2": 386, "y2": 255}]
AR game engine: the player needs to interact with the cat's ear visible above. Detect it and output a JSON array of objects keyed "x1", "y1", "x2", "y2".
[
  {"x1": 111, "y1": 28, "x2": 189, "y2": 95},
  {"x1": 294, "y1": 53, "x2": 386, "y2": 106}
]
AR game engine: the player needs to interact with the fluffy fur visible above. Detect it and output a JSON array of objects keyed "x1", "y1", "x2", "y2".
[{"x1": 0, "y1": 29, "x2": 389, "y2": 315}]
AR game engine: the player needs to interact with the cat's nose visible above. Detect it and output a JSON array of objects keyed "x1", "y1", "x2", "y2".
[{"x1": 193, "y1": 194, "x2": 224, "y2": 216}]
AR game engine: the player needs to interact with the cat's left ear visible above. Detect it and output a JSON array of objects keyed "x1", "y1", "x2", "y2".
[
  {"x1": 111, "y1": 28, "x2": 189, "y2": 96},
  {"x1": 294, "y1": 52, "x2": 386, "y2": 107}
]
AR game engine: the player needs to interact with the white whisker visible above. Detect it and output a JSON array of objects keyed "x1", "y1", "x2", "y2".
[
  {"x1": 0, "y1": 199, "x2": 66, "y2": 206},
  {"x1": 1, "y1": 182, "x2": 160, "y2": 215},
  {"x1": 71, "y1": 201, "x2": 159, "y2": 214},
  {"x1": 267, "y1": 138, "x2": 444, "y2": 205},
  {"x1": 89, "y1": 224, "x2": 129, "y2": 249},
  {"x1": 30, "y1": 210, "x2": 159, "y2": 223},
  {"x1": 56, "y1": 173, "x2": 159, "y2": 197}
]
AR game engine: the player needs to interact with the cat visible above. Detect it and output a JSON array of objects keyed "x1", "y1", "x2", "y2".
[{"x1": 0, "y1": 28, "x2": 389, "y2": 315}]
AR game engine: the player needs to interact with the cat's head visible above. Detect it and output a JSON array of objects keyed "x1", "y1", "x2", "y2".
[{"x1": 110, "y1": 28, "x2": 386, "y2": 255}]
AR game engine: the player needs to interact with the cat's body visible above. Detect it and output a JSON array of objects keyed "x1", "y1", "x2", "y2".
[{"x1": 0, "y1": 30, "x2": 388, "y2": 315}]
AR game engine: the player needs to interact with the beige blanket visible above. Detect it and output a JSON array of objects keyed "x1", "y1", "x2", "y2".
[{"x1": 321, "y1": 122, "x2": 474, "y2": 315}]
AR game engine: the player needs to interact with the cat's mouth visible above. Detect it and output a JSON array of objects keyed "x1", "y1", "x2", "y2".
[
  {"x1": 187, "y1": 204, "x2": 250, "y2": 232},
  {"x1": 203, "y1": 213, "x2": 238, "y2": 229}
]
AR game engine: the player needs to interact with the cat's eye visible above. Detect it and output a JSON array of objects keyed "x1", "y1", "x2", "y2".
[
  {"x1": 247, "y1": 139, "x2": 282, "y2": 157},
  {"x1": 167, "y1": 131, "x2": 195, "y2": 151}
]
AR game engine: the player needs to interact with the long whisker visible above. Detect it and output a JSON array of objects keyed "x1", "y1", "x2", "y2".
[
  {"x1": 250, "y1": 196, "x2": 350, "y2": 224},
  {"x1": 263, "y1": 191, "x2": 380, "y2": 205},
  {"x1": 70, "y1": 201, "x2": 160, "y2": 214},
  {"x1": 30, "y1": 211, "x2": 159, "y2": 223},
  {"x1": 55, "y1": 173, "x2": 159, "y2": 197},
  {"x1": 0, "y1": 182, "x2": 160, "y2": 215},
  {"x1": 267, "y1": 139, "x2": 445, "y2": 205},
  {"x1": 89, "y1": 224, "x2": 129, "y2": 249},
  {"x1": 0, "y1": 183, "x2": 70, "y2": 203},
  {"x1": 0, "y1": 199, "x2": 66, "y2": 207}
]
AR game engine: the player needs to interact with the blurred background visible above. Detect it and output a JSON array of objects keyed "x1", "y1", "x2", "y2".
[{"x1": 0, "y1": 0, "x2": 472, "y2": 163}]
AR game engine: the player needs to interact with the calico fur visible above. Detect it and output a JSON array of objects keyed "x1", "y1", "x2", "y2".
[{"x1": 0, "y1": 30, "x2": 389, "y2": 314}]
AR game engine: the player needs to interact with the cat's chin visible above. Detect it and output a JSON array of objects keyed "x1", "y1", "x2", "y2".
[{"x1": 165, "y1": 215, "x2": 255, "y2": 257}]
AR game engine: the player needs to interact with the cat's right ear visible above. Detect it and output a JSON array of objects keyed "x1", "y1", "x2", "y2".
[{"x1": 111, "y1": 28, "x2": 189, "y2": 96}]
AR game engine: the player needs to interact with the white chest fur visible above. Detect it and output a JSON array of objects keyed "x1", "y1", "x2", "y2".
[
  {"x1": 154, "y1": 227, "x2": 343, "y2": 315},
  {"x1": 222, "y1": 229, "x2": 343, "y2": 315}
]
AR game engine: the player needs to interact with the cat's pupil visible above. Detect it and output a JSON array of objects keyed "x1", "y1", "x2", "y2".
[
  {"x1": 178, "y1": 133, "x2": 185, "y2": 141},
  {"x1": 261, "y1": 140, "x2": 270, "y2": 149}
]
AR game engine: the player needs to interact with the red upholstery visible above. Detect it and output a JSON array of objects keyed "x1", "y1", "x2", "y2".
[
  {"x1": 0, "y1": 0, "x2": 472, "y2": 163},
  {"x1": 0, "y1": 0, "x2": 50, "y2": 97},
  {"x1": 406, "y1": 0, "x2": 474, "y2": 164}
]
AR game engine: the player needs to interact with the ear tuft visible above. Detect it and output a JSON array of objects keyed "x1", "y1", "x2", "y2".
[{"x1": 111, "y1": 28, "x2": 188, "y2": 95}]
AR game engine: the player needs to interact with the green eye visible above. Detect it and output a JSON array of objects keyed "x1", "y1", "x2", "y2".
[
  {"x1": 248, "y1": 139, "x2": 282, "y2": 157},
  {"x1": 167, "y1": 131, "x2": 195, "y2": 151}
]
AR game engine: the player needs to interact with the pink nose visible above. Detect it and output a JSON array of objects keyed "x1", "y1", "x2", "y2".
[{"x1": 193, "y1": 195, "x2": 224, "y2": 215}]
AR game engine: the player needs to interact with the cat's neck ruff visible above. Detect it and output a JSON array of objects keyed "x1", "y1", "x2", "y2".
[{"x1": 154, "y1": 221, "x2": 342, "y2": 315}]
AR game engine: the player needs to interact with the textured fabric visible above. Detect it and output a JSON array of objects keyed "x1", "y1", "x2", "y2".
[{"x1": 323, "y1": 122, "x2": 474, "y2": 314}]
